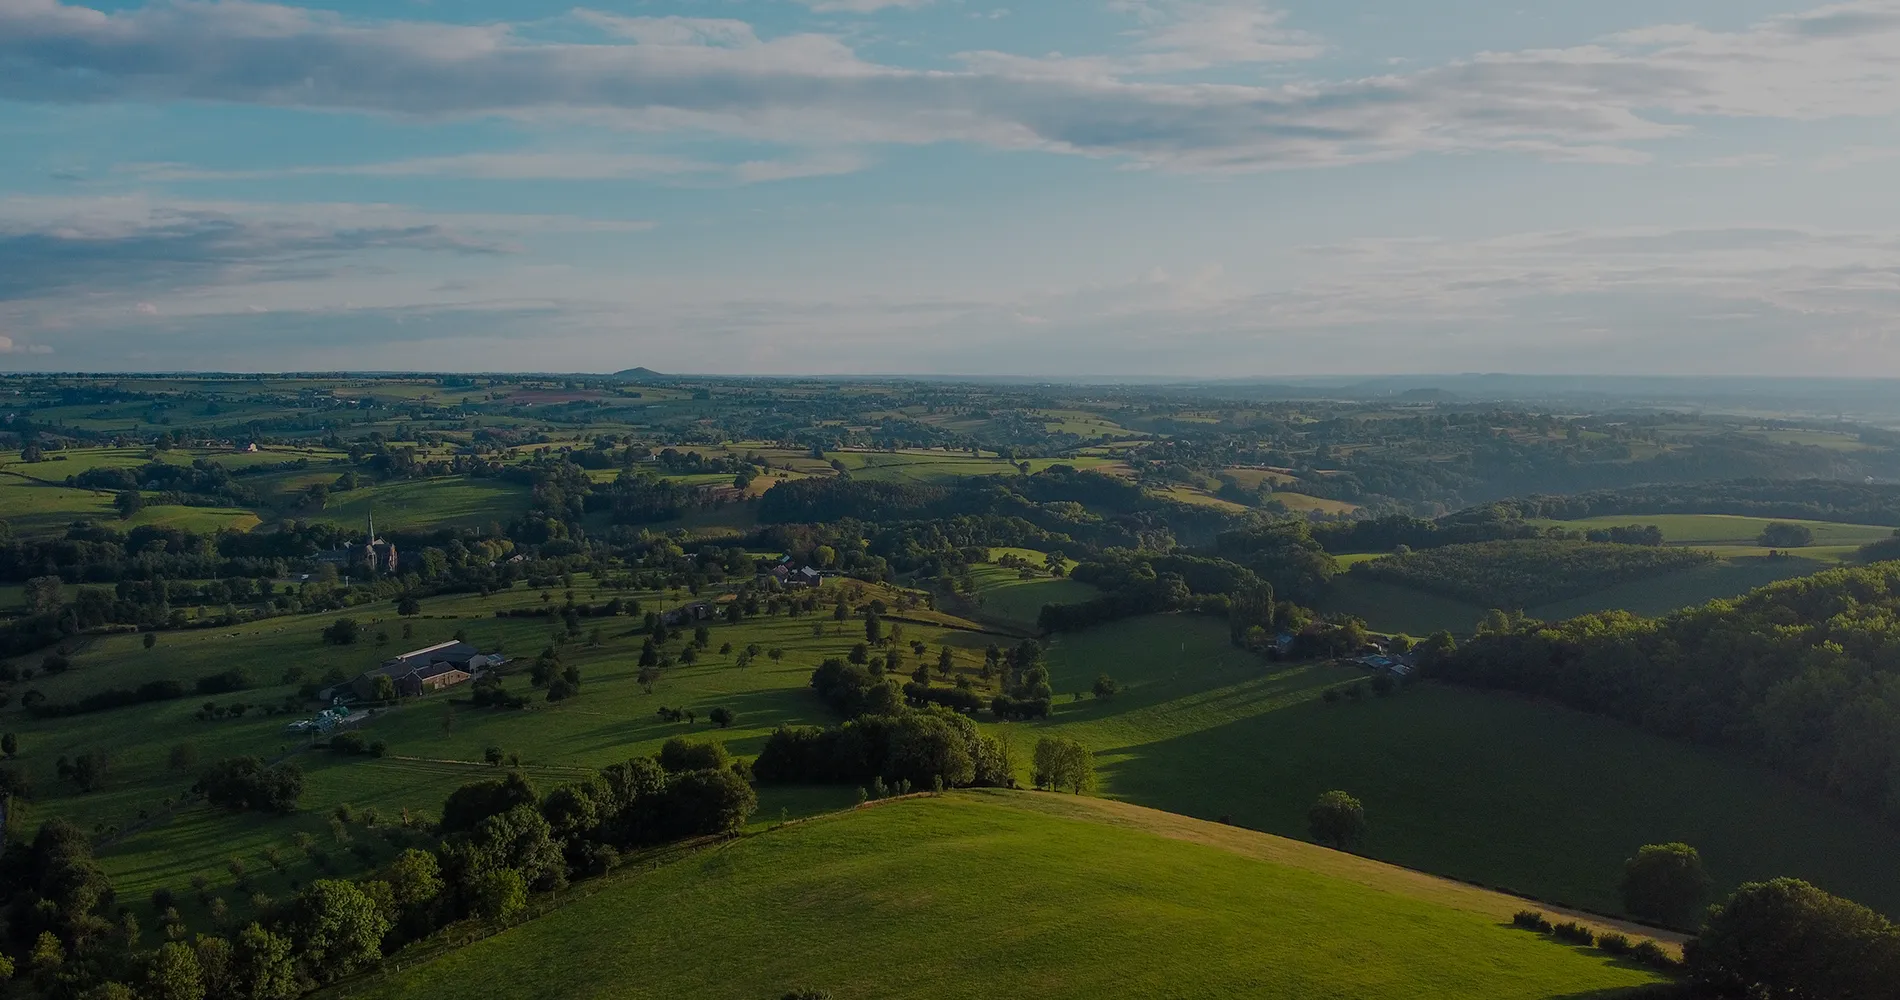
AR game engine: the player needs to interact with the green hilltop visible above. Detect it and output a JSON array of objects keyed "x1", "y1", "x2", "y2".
[{"x1": 341, "y1": 792, "x2": 1665, "y2": 1000}]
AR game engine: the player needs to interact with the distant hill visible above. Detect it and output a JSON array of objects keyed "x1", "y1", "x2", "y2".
[{"x1": 611, "y1": 367, "x2": 667, "y2": 380}]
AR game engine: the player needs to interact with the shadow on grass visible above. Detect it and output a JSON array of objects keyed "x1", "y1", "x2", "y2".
[
  {"x1": 1088, "y1": 680, "x2": 1900, "y2": 919},
  {"x1": 559, "y1": 686, "x2": 833, "y2": 760}
]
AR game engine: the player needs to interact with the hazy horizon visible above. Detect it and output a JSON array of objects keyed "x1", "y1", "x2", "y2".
[{"x1": 4, "y1": 0, "x2": 1900, "y2": 375}]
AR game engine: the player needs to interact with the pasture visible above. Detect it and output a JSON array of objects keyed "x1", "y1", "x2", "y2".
[
  {"x1": 1533, "y1": 513, "x2": 1893, "y2": 550},
  {"x1": 341, "y1": 792, "x2": 1661, "y2": 1000},
  {"x1": 962, "y1": 562, "x2": 1099, "y2": 630},
  {"x1": 1268, "y1": 491, "x2": 1361, "y2": 514},
  {"x1": 298, "y1": 478, "x2": 534, "y2": 531},
  {"x1": 3, "y1": 576, "x2": 995, "y2": 911},
  {"x1": 0, "y1": 473, "x2": 263, "y2": 537},
  {"x1": 1323, "y1": 550, "x2": 1852, "y2": 635},
  {"x1": 1022, "y1": 615, "x2": 1900, "y2": 917}
]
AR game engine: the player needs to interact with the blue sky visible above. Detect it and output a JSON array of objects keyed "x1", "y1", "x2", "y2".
[{"x1": 3, "y1": 0, "x2": 1899, "y2": 375}]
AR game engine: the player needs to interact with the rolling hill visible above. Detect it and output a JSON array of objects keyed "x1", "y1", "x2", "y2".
[{"x1": 340, "y1": 792, "x2": 1664, "y2": 1000}]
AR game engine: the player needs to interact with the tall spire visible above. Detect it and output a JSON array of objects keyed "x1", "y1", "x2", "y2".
[{"x1": 367, "y1": 504, "x2": 375, "y2": 543}]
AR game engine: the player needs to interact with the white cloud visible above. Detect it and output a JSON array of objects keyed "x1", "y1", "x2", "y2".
[
  {"x1": 1118, "y1": 1, "x2": 1324, "y2": 68},
  {"x1": 792, "y1": 0, "x2": 932, "y2": 12},
  {"x1": 0, "y1": 334, "x2": 53, "y2": 354},
  {"x1": 1813, "y1": 146, "x2": 1900, "y2": 171},
  {"x1": 12, "y1": 214, "x2": 1900, "y2": 376},
  {"x1": 127, "y1": 149, "x2": 868, "y2": 184},
  {"x1": 1685, "y1": 153, "x2": 1781, "y2": 169},
  {"x1": 569, "y1": 13, "x2": 761, "y2": 48},
  {"x1": 3, "y1": 0, "x2": 1900, "y2": 171}
]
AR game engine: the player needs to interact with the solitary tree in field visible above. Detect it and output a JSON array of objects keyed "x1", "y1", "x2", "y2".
[
  {"x1": 709, "y1": 707, "x2": 734, "y2": 728},
  {"x1": 1622, "y1": 843, "x2": 1711, "y2": 928},
  {"x1": 1031, "y1": 737, "x2": 1095, "y2": 794},
  {"x1": 396, "y1": 595, "x2": 421, "y2": 616},
  {"x1": 322, "y1": 618, "x2": 362, "y2": 646},
  {"x1": 1091, "y1": 675, "x2": 1121, "y2": 700},
  {"x1": 0, "y1": 733, "x2": 15, "y2": 758},
  {"x1": 143, "y1": 632, "x2": 157, "y2": 651},
  {"x1": 1308, "y1": 790, "x2": 1367, "y2": 851}
]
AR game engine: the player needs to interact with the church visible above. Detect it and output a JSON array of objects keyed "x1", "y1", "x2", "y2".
[{"x1": 316, "y1": 508, "x2": 399, "y2": 574}]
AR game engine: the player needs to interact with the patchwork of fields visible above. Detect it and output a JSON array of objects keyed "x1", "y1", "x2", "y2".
[{"x1": 1323, "y1": 512, "x2": 1899, "y2": 635}]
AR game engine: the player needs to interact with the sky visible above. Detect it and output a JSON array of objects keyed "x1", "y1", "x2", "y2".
[{"x1": 2, "y1": 0, "x2": 1900, "y2": 376}]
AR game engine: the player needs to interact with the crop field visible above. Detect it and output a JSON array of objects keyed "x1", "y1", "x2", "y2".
[
  {"x1": 1020, "y1": 615, "x2": 1900, "y2": 917},
  {"x1": 342, "y1": 792, "x2": 1661, "y2": 1000}
]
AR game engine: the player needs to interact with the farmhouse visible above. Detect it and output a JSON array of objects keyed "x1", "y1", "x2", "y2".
[
  {"x1": 351, "y1": 639, "x2": 499, "y2": 699},
  {"x1": 770, "y1": 563, "x2": 824, "y2": 589}
]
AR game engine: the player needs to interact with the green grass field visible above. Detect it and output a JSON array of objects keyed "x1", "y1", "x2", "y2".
[
  {"x1": 0, "y1": 474, "x2": 263, "y2": 537},
  {"x1": 827, "y1": 450, "x2": 1124, "y2": 485},
  {"x1": 299, "y1": 478, "x2": 533, "y2": 531},
  {"x1": 21, "y1": 581, "x2": 1900, "y2": 925},
  {"x1": 4, "y1": 577, "x2": 990, "y2": 909},
  {"x1": 964, "y1": 563, "x2": 1099, "y2": 630},
  {"x1": 1020, "y1": 615, "x2": 1900, "y2": 917},
  {"x1": 341, "y1": 792, "x2": 1661, "y2": 1000},
  {"x1": 1534, "y1": 513, "x2": 1893, "y2": 549},
  {"x1": 1269, "y1": 491, "x2": 1361, "y2": 514},
  {"x1": 1322, "y1": 551, "x2": 1851, "y2": 635}
]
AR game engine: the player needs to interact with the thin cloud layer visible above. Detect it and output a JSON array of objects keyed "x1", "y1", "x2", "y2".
[{"x1": 3, "y1": 0, "x2": 1899, "y2": 169}]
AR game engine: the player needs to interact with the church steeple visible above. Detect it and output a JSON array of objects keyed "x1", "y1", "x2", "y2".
[{"x1": 367, "y1": 505, "x2": 376, "y2": 543}]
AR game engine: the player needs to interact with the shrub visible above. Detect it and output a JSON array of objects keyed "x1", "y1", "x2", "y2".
[
  {"x1": 1512, "y1": 910, "x2": 1554, "y2": 933},
  {"x1": 1595, "y1": 932, "x2": 1632, "y2": 955},
  {"x1": 1630, "y1": 939, "x2": 1679, "y2": 971},
  {"x1": 1550, "y1": 921, "x2": 1595, "y2": 946}
]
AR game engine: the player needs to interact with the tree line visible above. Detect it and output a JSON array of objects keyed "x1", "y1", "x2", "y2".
[
  {"x1": 0, "y1": 742, "x2": 755, "y2": 998},
  {"x1": 1432, "y1": 561, "x2": 1900, "y2": 822},
  {"x1": 1351, "y1": 539, "x2": 1714, "y2": 610}
]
